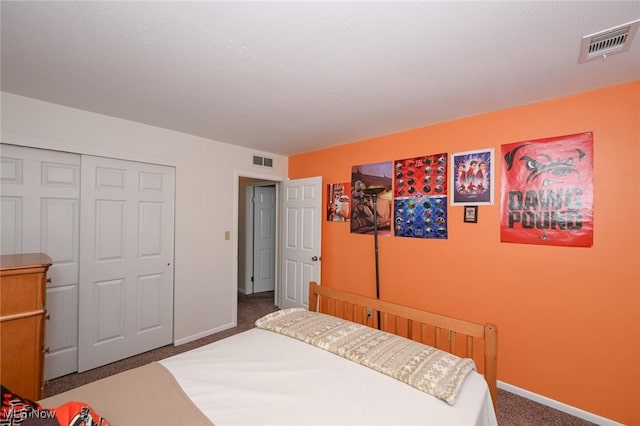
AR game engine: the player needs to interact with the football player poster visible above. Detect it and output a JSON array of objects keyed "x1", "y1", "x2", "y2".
[
  {"x1": 500, "y1": 132, "x2": 594, "y2": 247},
  {"x1": 327, "y1": 182, "x2": 351, "y2": 222}
]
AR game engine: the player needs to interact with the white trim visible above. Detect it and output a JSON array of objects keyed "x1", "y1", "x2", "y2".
[
  {"x1": 232, "y1": 170, "x2": 286, "y2": 320},
  {"x1": 1, "y1": 131, "x2": 177, "y2": 167},
  {"x1": 173, "y1": 321, "x2": 236, "y2": 346},
  {"x1": 498, "y1": 381, "x2": 624, "y2": 426}
]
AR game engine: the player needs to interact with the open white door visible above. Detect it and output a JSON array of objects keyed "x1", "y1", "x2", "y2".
[
  {"x1": 78, "y1": 155, "x2": 175, "y2": 372},
  {"x1": 280, "y1": 176, "x2": 322, "y2": 309}
]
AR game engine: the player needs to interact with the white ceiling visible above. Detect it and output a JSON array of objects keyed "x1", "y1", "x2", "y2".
[{"x1": 2, "y1": 1, "x2": 639, "y2": 156}]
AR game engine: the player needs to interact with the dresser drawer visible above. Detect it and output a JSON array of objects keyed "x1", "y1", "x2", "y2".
[{"x1": 0, "y1": 253, "x2": 51, "y2": 401}]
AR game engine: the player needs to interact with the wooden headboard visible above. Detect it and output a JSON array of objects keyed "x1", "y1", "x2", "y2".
[{"x1": 308, "y1": 281, "x2": 498, "y2": 409}]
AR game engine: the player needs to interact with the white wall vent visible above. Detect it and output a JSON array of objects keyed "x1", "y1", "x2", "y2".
[
  {"x1": 252, "y1": 155, "x2": 273, "y2": 168},
  {"x1": 579, "y1": 19, "x2": 640, "y2": 63}
]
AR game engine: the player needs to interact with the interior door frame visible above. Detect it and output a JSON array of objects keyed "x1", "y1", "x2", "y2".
[
  {"x1": 233, "y1": 171, "x2": 285, "y2": 317},
  {"x1": 241, "y1": 183, "x2": 276, "y2": 294}
]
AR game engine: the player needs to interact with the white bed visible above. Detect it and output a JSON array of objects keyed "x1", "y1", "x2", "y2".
[
  {"x1": 161, "y1": 327, "x2": 497, "y2": 426},
  {"x1": 39, "y1": 282, "x2": 498, "y2": 426}
]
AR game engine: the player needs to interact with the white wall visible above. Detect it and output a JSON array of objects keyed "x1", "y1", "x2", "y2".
[{"x1": 0, "y1": 92, "x2": 288, "y2": 344}]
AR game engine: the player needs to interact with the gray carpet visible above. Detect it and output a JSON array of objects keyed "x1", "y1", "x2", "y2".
[{"x1": 45, "y1": 291, "x2": 595, "y2": 425}]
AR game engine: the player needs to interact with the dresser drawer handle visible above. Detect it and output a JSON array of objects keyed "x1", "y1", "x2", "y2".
[
  {"x1": 46, "y1": 277, "x2": 52, "y2": 283},
  {"x1": 43, "y1": 347, "x2": 50, "y2": 354}
]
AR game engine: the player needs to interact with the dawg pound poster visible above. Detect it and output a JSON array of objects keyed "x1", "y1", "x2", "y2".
[{"x1": 500, "y1": 132, "x2": 593, "y2": 247}]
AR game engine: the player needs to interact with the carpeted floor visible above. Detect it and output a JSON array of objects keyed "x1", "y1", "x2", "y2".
[{"x1": 45, "y1": 291, "x2": 595, "y2": 425}]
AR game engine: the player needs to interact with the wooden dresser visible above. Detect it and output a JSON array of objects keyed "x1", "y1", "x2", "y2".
[{"x1": 0, "y1": 253, "x2": 52, "y2": 401}]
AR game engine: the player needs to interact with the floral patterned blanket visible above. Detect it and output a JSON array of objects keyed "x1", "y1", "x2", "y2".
[{"x1": 256, "y1": 308, "x2": 476, "y2": 405}]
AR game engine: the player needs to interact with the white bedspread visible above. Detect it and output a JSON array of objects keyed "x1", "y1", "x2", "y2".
[{"x1": 161, "y1": 328, "x2": 498, "y2": 426}]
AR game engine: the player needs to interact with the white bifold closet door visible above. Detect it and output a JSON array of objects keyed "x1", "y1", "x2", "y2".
[
  {"x1": 1, "y1": 144, "x2": 81, "y2": 380},
  {"x1": 0, "y1": 144, "x2": 175, "y2": 376},
  {"x1": 78, "y1": 155, "x2": 174, "y2": 372}
]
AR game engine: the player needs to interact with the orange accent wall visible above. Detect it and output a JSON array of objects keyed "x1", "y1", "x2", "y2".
[{"x1": 289, "y1": 81, "x2": 639, "y2": 425}]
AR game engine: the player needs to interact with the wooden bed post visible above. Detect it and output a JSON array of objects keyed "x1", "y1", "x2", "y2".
[
  {"x1": 309, "y1": 281, "x2": 319, "y2": 312},
  {"x1": 484, "y1": 323, "x2": 498, "y2": 410}
]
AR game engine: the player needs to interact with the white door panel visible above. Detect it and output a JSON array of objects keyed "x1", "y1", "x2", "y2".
[
  {"x1": 280, "y1": 177, "x2": 322, "y2": 309},
  {"x1": 0, "y1": 144, "x2": 80, "y2": 380},
  {"x1": 41, "y1": 197, "x2": 80, "y2": 285},
  {"x1": 0, "y1": 196, "x2": 22, "y2": 253},
  {"x1": 43, "y1": 284, "x2": 79, "y2": 376},
  {"x1": 78, "y1": 155, "x2": 175, "y2": 372},
  {"x1": 253, "y1": 186, "x2": 276, "y2": 293}
]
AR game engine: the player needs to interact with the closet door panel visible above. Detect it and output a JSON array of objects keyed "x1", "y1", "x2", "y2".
[
  {"x1": 0, "y1": 196, "x2": 23, "y2": 253},
  {"x1": 0, "y1": 144, "x2": 80, "y2": 380},
  {"x1": 78, "y1": 155, "x2": 175, "y2": 372},
  {"x1": 44, "y1": 284, "x2": 78, "y2": 376},
  {"x1": 41, "y1": 197, "x2": 79, "y2": 284}
]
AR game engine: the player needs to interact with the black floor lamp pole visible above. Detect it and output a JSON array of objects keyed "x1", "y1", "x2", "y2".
[
  {"x1": 363, "y1": 187, "x2": 385, "y2": 329},
  {"x1": 372, "y1": 193, "x2": 381, "y2": 300}
]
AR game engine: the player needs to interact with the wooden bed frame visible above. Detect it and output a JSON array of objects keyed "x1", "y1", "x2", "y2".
[{"x1": 308, "y1": 281, "x2": 498, "y2": 409}]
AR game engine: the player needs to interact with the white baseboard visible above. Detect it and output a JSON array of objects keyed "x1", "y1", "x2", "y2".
[
  {"x1": 498, "y1": 381, "x2": 624, "y2": 426},
  {"x1": 173, "y1": 321, "x2": 236, "y2": 346}
]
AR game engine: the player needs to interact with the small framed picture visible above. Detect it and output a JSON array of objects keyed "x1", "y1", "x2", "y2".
[{"x1": 464, "y1": 205, "x2": 478, "y2": 223}]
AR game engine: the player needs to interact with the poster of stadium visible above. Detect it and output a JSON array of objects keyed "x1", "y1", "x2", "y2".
[{"x1": 500, "y1": 132, "x2": 594, "y2": 247}]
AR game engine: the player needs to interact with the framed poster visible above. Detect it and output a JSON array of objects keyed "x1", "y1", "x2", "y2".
[
  {"x1": 450, "y1": 148, "x2": 494, "y2": 206},
  {"x1": 464, "y1": 205, "x2": 478, "y2": 223},
  {"x1": 500, "y1": 132, "x2": 593, "y2": 247}
]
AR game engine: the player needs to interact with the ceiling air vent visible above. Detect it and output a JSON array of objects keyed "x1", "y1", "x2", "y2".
[{"x1": 579, "y1": 19, "x2": 640, "y2": 63}]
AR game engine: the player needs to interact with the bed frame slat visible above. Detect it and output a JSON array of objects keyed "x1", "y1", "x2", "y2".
[{"x1": 308, "y1": 281, "x2": 497, "y2": 410}]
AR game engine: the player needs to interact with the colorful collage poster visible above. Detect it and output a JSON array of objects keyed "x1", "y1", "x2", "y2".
[
  {"x1": 350, "y1": 162, "x2": 392, "y2": 235},
  {"x1": 450, "y1": 148, "x2": 494, "y2": 205},
  {"x1": 500, "y1": 132, "x2": 594, "y2": 247},
  {"x1": 393, "y1": 154, "x2": 448, "y2": 239},
  {"x1": 326, "y1": 183, "x2": 351, "y2": 222}
]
